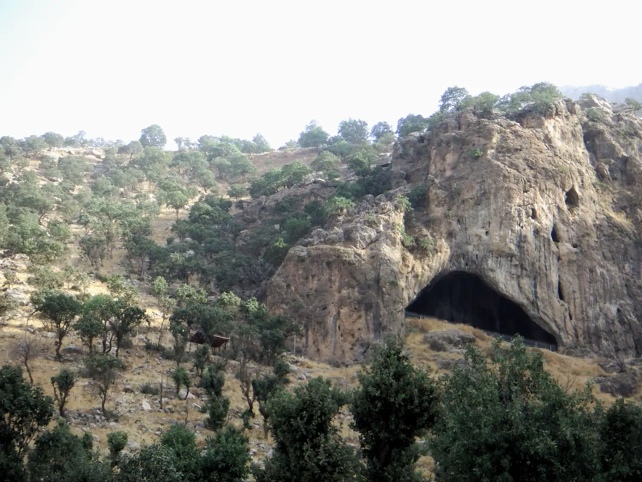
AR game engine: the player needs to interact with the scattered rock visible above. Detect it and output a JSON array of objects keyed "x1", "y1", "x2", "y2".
[
  {"x1": 141, "y1": 399, "x2": 151, "y2": 412},
  {"x1": 5, "y1": 289, "x2": 29, "y2": 306},
  {"x1": 126, "y1": 439, "x2": 140, "y2": 451},
  {"x1": 423, "y1": 329, "x2": 476, "y2": 352},
  {"x1": 178, "y1": 389, "x2": 196, "y2": 400},
  {"x1": 599, "y1": 359, "x2": 624, "y2": 374},
  {"x1": 595, "y1": 372, "x2": 639, "y2": 397},
  {"x1": 61, "y1": 345, "x2": 84, "y2": 355}
]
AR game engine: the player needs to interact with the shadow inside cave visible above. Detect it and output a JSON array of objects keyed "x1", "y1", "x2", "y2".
[{"x1": 407, "y1": 271, "x2": 557, "y2": 348}]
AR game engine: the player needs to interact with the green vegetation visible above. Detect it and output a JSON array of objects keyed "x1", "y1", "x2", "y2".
[
  {"x1": 1, "y1": 81, "x2": 637, "y2": 482},
  {"x1": 352, "y1": 337, "x2": 437, "y2": 482}
]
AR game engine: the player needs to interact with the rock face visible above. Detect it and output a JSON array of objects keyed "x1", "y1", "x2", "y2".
[{"x1": 267, "y1": 98, "x2": 642, "y2": 363}]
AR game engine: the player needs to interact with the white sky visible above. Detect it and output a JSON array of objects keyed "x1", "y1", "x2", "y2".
[{"x1": 0, "y1": 0, "x2": 640, "y2": 148}]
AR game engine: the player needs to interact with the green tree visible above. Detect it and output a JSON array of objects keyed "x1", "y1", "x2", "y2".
[
  {"x1": 281, "y1": 160, "x2": 312, "y2": 187},
  {"x1": 79, "y1": 294, "x2": 120, "y2": 354},
  {"x1": 109, "y1": 303, "x2": 148, "y2": 357},
  {"x1": 164, "y1": 190, "x2": 190, "y2": 218},
  {"x1": 498, "y1": 82, "x2": 562, "y2": 116},
  {"x1": 338, "y1": 118, "x2": 369, "y2": 144},
  {"x1": 205, "y1": 395, "x2": 230, "y2": 431},
  {"x1": 252, "y1": 360, "x2": 290, "y2": 438},
  {"x1": 116, "y1": 445, "x2": 182, "y2": 482},
  {"x1": 439, "y1": 86, "x2": 469, "y2": 112},
  {"x1": 41, "y1": 132, "x2": 64, "y2": 148},
  {"x1": 21, "y1": 135, "x2": 47, "y2": 155},
  {"x1": 459, "y1": 91, "x2": 500, "y2": 118},
  {"x1": 151, "y1": 276, "x2": 176, "y2": 348},
  {"x1": 251, "y1": 133, "x2": 272, "y2": 153},
  {"x1": 200, "y1": 426, "x2": 250, "y2": 482},
  {"x1": 118, "y1": 140, "x2": 144, "y2": 160},
  {"x1": 51, "y1": 368, "x2": 76, "y2": 417},
  {"x1": 74, "y1": 312, "x2": 103, "y2": 355},
  {"x1": 160, "y1": 425, "x2": 200, "y2": 480},
  {"x1": 346, "y1": 144, "x2": 378, "y2": 176},
  {"x1": 351, "y1": 337, "x2": 437, "y2": 482},
  {"x1": 108, "y1": 431, "x2": 128, "y2": 467},
  {"x1": 85, "y1": 354, "x2": 125, "y2": 416},
  {"x1": 324, "y1": 196, "x2": 354, "y2": 219},
  {"x1": 139, "y1": 124, "x2": 167, "y2": 148},
  {"x1": 370, "y1": 121, "x2": 393, "y2": 141},
  {"x1": 256, "y1": 377, "x2": 359, "y2": 482},
  {"x1": 599, "y1": 398, "x2": 642, "y2": 481},
  {"x1": 0, "y1": 365, "x2": 53, "y2": 482},
  {"x1": 31, "y1": 290, "x2": 82, "y2": 360},
  {"x1": 298, "y1": 121, "x2": 329, "y2": 151},
  {"x1": 172, "y1": 366, "x2": 191, "y2": 398},
  {"x1": 200, "y1": 361, "x2": 226, "y2": 397},
  {"x1": 27, "y1": 420, "x2": 108, "y2": 482},
  {"x1": 193, "y1": 344, "x2": 210, "y2": 377},
  {"x1": 396, "y1": 114, "x2": 428, "y2": 137},
  {"x1": 227, "y1": 184, "x2": 247, "y2": 201},
  {"x1": 169, "y1": 319, "x2": 190, "y2": 365},
  {"x1": 0, "y1": 136, "x2": 23, "y2": 159},
  {"x1": 311, "y1": 151, "x2": 341, "y2": 179},
  {"x1": 431, "y1": 338, "x2": 601, "y2": 482}
]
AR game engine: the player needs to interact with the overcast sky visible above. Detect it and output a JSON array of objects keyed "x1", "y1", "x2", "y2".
[{"x1": 0, "y1": 0, "x2": 639, "y2": 148}]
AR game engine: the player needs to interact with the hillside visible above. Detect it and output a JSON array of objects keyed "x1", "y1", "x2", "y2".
[{"x1": 3, "y1": 83, "x2": 642, "y2": 480}]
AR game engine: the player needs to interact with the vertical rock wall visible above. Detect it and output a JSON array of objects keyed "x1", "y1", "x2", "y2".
[{"x1": 267, "y1": 99, "x2": 642, "y2": 363}]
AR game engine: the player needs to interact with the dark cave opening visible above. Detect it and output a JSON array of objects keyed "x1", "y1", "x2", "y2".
[{"x1": 407, "y1": 271, "x2": 557, "y2": 347}]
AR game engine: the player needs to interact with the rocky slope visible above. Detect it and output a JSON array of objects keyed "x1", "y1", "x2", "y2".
[{"x1": 267, "y1": 97, "x2": 642, "y2": 363}]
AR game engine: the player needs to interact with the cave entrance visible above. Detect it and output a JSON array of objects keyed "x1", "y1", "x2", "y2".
[{"x1": 407, "y1": 271, "x2": 557, "y2": 349}]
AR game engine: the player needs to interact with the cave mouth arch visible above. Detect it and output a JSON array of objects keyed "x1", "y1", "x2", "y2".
[{"x1": 407, "y1": 271, "x2": 557, "y2": 347}]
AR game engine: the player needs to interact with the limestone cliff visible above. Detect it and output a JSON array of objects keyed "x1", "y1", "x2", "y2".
[{"x1": 266, "y1": 98, "x2": 642, "y2": 363}]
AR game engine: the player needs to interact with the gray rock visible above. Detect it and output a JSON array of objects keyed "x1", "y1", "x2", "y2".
[
  {"x1": 5, "y1": 289, "x2": 29, "y2": 305},
  {"x1": 61, "y1": 345, "x2": 84, "y2": 355},
  {"x1": 178, "y1": 389, "x2": 196, "y2": 400},
  {"x1": 596, "y1": 372, "x2": 639, "y2": 397},
  {"x1": 423, "y1": 329, "x2": 476, "y2": 352},
  {"x1": 126, "y1": 440, "x2": 140, "y2": 451},
  {"x1": 141, "y1": 399, "x2": 152, "y2": 411}
]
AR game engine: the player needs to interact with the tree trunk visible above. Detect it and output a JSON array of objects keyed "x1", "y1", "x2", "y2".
[
  {"x1": 55, "y1": 335, "x2": 63, "y2": 361},
  {"x1": 24, "y1": 360, "x2": 33, "y2": 385}
]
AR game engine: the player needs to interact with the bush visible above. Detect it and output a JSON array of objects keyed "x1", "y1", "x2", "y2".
[
  {"x1": 469, "y1": 148, "x2": 484, "y2": 159},
  {"x1": 323, "y1": 196, "x2": 354, "y2": 219},
  {"x1": 140, "y1": 383, "x2": 160, "y2": 396},
  {"x1": 204, "y1": 396, "x2": 230, "y2": 431},
  {"x1": 407, "y1": 184, "x2": 428, "y2": 210},
  {"x1": 586, "y1": 108, "x2": 606, "y2": 123}
]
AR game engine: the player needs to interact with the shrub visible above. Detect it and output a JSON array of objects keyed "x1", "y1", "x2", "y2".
[
  {"x1": 469, "y1": 148, "x2": 484, "y2": 159},
  {"x1": 586, "y1": 108, "x2": 606, "y2": 123},
  {"x1": 323, "y1": 196, "x2": 354, "y2": 219},
  {"x1": 407, "y1": 184, "x2": 428, "y2": 210},
  {"x1": 140, "y1": 382, "x2": 160, "y2": 396}
]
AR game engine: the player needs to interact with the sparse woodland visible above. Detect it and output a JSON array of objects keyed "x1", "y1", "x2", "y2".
[{"x1": 2, "y1": 84, "x2": 642, "y2": 481}]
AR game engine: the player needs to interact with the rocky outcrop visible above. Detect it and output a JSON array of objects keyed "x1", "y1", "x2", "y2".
[{"x1": 267, "y1": 99, "x2": 642, "y2": 363}]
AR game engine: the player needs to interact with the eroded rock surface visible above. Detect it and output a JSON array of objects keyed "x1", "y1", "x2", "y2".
[{"x1": 267, "y1": 99, "x2": 642, "y2": 363}]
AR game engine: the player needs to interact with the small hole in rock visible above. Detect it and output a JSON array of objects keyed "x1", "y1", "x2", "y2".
[
  {"x1": 565, "y1": 187, "x2": 579, "y2": 209},
  {"x1": 558, "y1": 280, "x2": 565, "y2": 301},
  {"x1": 551, "y1": 225, "x2": 560, "y2": 243}
]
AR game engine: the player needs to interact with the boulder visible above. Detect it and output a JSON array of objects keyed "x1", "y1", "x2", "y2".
[{"x1": 423, "y1": 329, "x2": 476, "y2": 352}]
